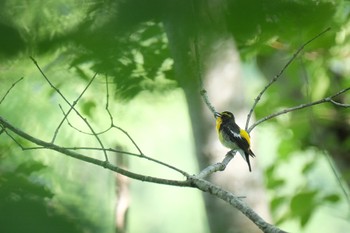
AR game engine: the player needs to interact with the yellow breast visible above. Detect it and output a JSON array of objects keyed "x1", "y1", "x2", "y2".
[{"x1": 216, "y1": 117, "x2": 222, "y2": 135}]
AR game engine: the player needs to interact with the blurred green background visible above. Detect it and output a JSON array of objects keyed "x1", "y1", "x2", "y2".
[{"x1": 1, "y1": 0, "x2": 350, "y2": 233}]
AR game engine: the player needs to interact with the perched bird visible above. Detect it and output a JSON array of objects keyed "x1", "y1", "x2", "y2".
[{"x1": 215, "y1": 111, "x2": 255, "y2": 172}]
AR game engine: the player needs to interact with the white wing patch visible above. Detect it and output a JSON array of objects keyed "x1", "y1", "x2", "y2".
[{"x1": 230, "y1": 129, "x2": 242, "y2": 140}]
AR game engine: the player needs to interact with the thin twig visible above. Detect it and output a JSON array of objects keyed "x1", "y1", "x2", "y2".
[
  {"x1": 329, "y1": 99, "x2": 350, "y2": 107},
  {"x1": 248, "y1": 86, "x2": 350, "y2": 132},
  {"x1": 56, "y1": 74, "x2": 144, "y2": 157},
  {"x1": 0, "y1": 77, "x2": 24, "y2": 105},
  {"x1": 57, "y1": 75, "x2": 113, "y2": 136},
  {"x1": 52, "y1": 72, "x2": 98, "y2": 142},
  {"x1": 59, "y1": 105, "x2": 188, "y2": 175},
  {"x1": 30, "y1": 57, "x2": 109, "y2": 162},
  {"x1": 55, "y1": 72, "x2": 166, "y2": 172},
  {"x1": 104, "y1": 75, "x2": 115, "y2": 126},
  {"x1": 324, "y1": 152, "x2": 350, "y2": 212},
  {"x1": 245, "y1": 27, "x2": 331, "y2": 131},
  {"x1": 200, "y1": 89, "x2": 216, "y2": 114},
  {"x1": 113, "y1": 125, "x2": 143, "y2": 155},
  {"x1": 190, "y1": 0, "x2": 217, "y2": 115},
  {"x1": 58, "y1": 104, "x2": 112, "y2": 135}
]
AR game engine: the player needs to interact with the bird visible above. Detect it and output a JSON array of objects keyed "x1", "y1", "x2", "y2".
[{"x1": 214, "y1": 111, "x2": 255, "y2": 172}]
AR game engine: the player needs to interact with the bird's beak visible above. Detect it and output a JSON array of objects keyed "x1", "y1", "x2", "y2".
[{"x1": 214, "y1": 112, "x2": 221, "y2": 119}]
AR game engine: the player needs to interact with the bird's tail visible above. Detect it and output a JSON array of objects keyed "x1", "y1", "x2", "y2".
[
  {"x1": 241, "y1": 149, "x2": 255, "y2": 172},
  {"x1": 248, "y1": 149, "x2": 256, "y2": 158},
  {"x1": 245, "y1": 152, "x2": 252, "y2": 172}
]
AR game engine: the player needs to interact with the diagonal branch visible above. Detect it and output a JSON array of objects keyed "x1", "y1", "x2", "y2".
[
  {"x1": 0, "y1": 116, "x2": 190, "y2": 187},
  {"x1": 190, "y1": 177, "x2": 287, "y2": 233},
  {"x1": 245, "y1": 27, "x2": 331, "y2": 131},
  {"x1": 30, "y1": 57, "x2": 109, "y2": 162},
  {"x1": 196, "y1": 151, "x2": 235, "y2": 178},
  {"x1": 0, "y1": 77, "x2": 24, "y2": 105},
  {"x1": 59, "y1": 75, "x2": 114, "y2": 136},
  {"x1": 52, "y1": 72, "x2": 98, "y2": 142},
  {"x1": 248, "y1": 86, "x2": 350, "y2": 132}
]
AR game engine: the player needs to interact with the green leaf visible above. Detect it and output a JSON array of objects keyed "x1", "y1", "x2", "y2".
[
  {"x1": 270, "y1": 196, "x2": 287, "y2": 212},
  {"x1": 275, "y1": 212, "x2": 290, "y2": 226},
  {"x1": 81, "y1": 100, "x2": 96, "y2": 118},
  {"x1": 266, "y1": 178, "x2": 285, "y2": 189},
  {"x1": 15, "y1": 161, "x2": 47, "y2": 174},
  {"x1": 265, "y1": 164, "x2": 286, "y2": 189},
  {"x1": 323, "y1": 194, "x2": 340, "y2": 203},
  {"x1": 277, "y1": 139, "x2": 297, "y2": 159},
  {"x1": 301, "y1": 160, "x2": 315, "y2": 174},
  {"x1": 290, "y1": 190, "x2": 318, "y2": 227}
]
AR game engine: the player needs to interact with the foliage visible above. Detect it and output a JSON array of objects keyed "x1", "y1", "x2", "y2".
[
  {"x1": 0, "y1": 0, "x2": 350, "y2": 232},
  {"x1": 265, "y1": 161, "x2": 341, "y2": 227},
  {"x1": 0, "y1": 0, "x2": 175, "y2": 100},
  {"x1": 0, "y1": 153, "x2": 83, "y2": 233},
  {"x1": 227, "y1": 0, "x2": 339, "y2": 57},
  {"x1": 60, "y1": 19, "x2": 175, "y2": 100}
]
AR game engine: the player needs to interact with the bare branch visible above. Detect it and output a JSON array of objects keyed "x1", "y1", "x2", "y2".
[
  {"x1": 324, "y1": 152, "x2": 350, "y2": 212},
  {"x1": 190, "y1": 5, "x2": 217, "y2": 115},
  {"x1": 200, "y1": 89, "x2": 216, "y2": 115},
  {"x1": 190, "y1": 177, "x2": 287, "y2": 233},
  {"x1": 104, "y1": 75, "x2": 115, "y2": 126},
  {"x1": 245, "y1": 27, "x2": 331, "y2": 131},
  {"x1": 63, "y1": 75, "x2": 116, "y2": 136},
  {"x1": 30, "y1": 57, "x2": 109, "y2": 161},
  {"x1": 248, "y1": 86, "x2": 350, "y2": 132},
  {"x1": 0, "y1": 116, "x2": 190, "y2": 187},
  {"x1": 54, "y1": 72, "x2": 146, "y2": 162},
  {"x1": 54, "y1": 73, "x2": 183, "y2": 176},
  {"x1": 58, "y1": 108, "x2": 191, "y2": 177},
  {"x1": 52, "y1": 72, "x2": 98, "y2": 142},
  {"x1": 112, "y1": 125, "x2": 143, "y2": 155},
  {"x1": 0, "y1": 77, "x2": 24, "y2": 105},
  {"x1": 196, "y1": 151, "x2": 235, "y2": 178},
  {"x1": 329, "y1": 99, "x2": 350, "y2": 107}
]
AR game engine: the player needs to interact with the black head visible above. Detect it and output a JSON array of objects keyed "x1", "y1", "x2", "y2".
[{"x1": 215, "y1": 111, "x2": 235, "y2": 122}]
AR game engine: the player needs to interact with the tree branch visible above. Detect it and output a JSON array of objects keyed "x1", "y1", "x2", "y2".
[
  {"x1": 30, "y1": 57, "x2": 110, "y2": 161},
  {"x1": 190, "y1": 177, "x2": 287, "y2": 233},
  {"x1": 245, "y1": 27, "x2": 331, "y2": 131},
  {"x1": 0, "y1": 116, "x2": 190, "y2": 187},
  {"x1": 53, "y1": 72, "x2": 98, "y2": 142},
  {"x1": 249, "y1": 86, "x2": 350, "y2": 132},
  {"x1": 0, "y1": 77, "x2": 24, "y2": 105},
  {"x1": 196, "y1": 151, "x2": 235, "y2": 178}
]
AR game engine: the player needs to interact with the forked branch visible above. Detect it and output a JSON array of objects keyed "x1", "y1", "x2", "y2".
[
  {"x1": 249, "y1": 86, "x2": 350, "y2": 132},
  {"x1": 245, "y1": 27, "x2": 331, "y2": 131}
]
